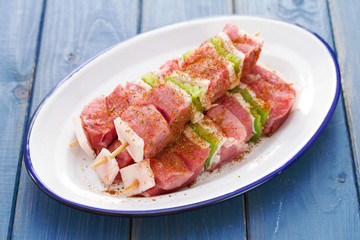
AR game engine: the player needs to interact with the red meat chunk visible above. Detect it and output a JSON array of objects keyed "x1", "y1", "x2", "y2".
[
  {"x1": 241, "y1": 64, "x2": 296, "y2": 135},
  {"x1": 206, "y1": 105, "x2": 247, "y2": 143},
  {"x1": 120, "y1": 105, "x2": 173, "y2": 159},
  {"x1": 135, "y1": 82, "x2": 192, "y2": 137},
  {"x1": 80, "y1": 85, "x2": 129, "y2": 153},
  {"x1": 217, "y1": 94, "x2": 254, "y2": 142},
  {"x1": 223, "y1": 23, "x2": 263, "y2": 76},
  {"x1": 217, "y1": 138, "x2": 246, "y2": 170},
  {"x1": 122, "y1": 82, "x2": 149, "y2": 105},
  {"x1": 181, "y1": 43, "x2": 231, "y2": 102},
  {"x1": 105, "y1": 84, "x2": 129, "y2": 118},
  {"x1": 169, "y1": 132, "x2": 210, "y2": 185},
  {"x1": 159, "y1": 58, "x2": 181, "y2": 79},
  {"x1": 142, "y1": 151, "x2": 193, "y2": 197},
  {"x1": 205, "y1": 108, "x2": 247, "y2": 171}
]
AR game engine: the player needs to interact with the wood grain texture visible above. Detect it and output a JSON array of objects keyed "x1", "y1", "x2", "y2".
[
  {"x1": 235, "y1": 0, "x2": 360, "y2": 239},
  {"x1": 132, "y1": 1, "x2": 247, "y2": 239},
  {"x1": 132, "y1": 197, "x2": 245, "y2": 240},
  {"x1": 141, "y1": 0, "x2": 233, "y2": 32},
  {"x1": 5, "y1": 0, "x2": 359, "y2": 239},
  {"x1": 11, "y1": 0, "x2": 139, "y2": 239},
  {"x1": 0, "y1": 0, "x2": 43, "y2": 239},
  {"x1": 329, "y1": 0, "x2": 360, "y2": 197}
]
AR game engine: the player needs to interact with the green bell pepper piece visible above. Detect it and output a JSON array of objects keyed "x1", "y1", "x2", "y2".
[
  {"x1": 189, "y1": 123, "x2": 219, "y2": 169},
  {"x1": 183, "y1": 49, "x2": 194, "y2": 60},
  {"x1": 141, "y1": 72, "x2": 160, "y2": 87},
  {"x1": 165, "y1": 76, "x2": 204, "y2": 112},
  {"x1": 229, "y1": 87, "x2": 269, "y2": 141},
  {"x1": 208, "y1": 37, "x2": 240, "y2": 75}
]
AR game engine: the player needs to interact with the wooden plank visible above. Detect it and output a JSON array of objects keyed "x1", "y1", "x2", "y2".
[
  {"x1": 132, "y1": 1, "x2": 247, "y2": 239},
  {"x1": 329, "y1": 0, "x2": 360, "y2": 196},
  {"x1": 141, "y1": 0, "x2": 233, "y2": 32},
  {"x1": 0, "y1": 0, "x2": 43, "y2": 239},
  {"x1": 234, "y1": 0, "x2": 360, "y2": 239},
  {"x1": 132, "y1": 197, "x2": 245, "y2": 240},
  {"x1": 11, "y1": 1, "x2": 139, "y2": 239}
]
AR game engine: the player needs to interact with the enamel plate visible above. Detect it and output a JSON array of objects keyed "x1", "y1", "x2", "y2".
[{"x1": 25, "y1": 16, "x2": 340, "y2": 216}]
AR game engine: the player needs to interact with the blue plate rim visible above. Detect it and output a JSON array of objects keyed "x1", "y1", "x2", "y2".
[{"x1": 24, "y1": 15, "x2": 341, "y2": 216}]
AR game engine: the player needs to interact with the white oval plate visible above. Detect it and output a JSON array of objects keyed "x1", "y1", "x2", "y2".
[{"x1": 25, "y1": 16, "x2": 340, "y2": 216}]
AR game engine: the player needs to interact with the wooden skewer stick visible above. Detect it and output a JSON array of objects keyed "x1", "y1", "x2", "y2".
[
  {"x1": 122, "y1": 179, "x2": 139, "y2": 195},
  {"x1": 254, "y1": 31, "x2": 261, "y2": 36},
  {"x1": 91, "y1": 141, "x2": 129, "y2": 169},
  {"x1": 69, "y1": 140, "x2": 79, "y2": 148}
]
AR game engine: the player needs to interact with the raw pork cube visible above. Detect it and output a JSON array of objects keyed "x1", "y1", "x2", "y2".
[
  {"x1": 135, "y1": 82, "x2": 192, "y2": 137},
  {"x1": 241, "y1": 64, "x2": 296, "y2": 135},
  {"x1": 223, "y1": 23, "x2": 263, "y2": 76},
  {"x1": 206, "y1": 105, "x2": 247, "y2": 143},
  {"x1": 169, "y1": 126, "x2": 210, "y2": 184},
  {"x1": 142, "y1": 151, "x2": 193, "y2": 197},
  {"x1": 216, "y1": 93, "x2": 254, "y2": 142},
  {"x1": 181, "y1": 43, "x2": 231, "y2": 102},
  {"x1": 120, "y1": 105, "x2": 173, "y2": 159},
  {"x1": 80, "y1": 85, "x2": 129, "y2": 153}
]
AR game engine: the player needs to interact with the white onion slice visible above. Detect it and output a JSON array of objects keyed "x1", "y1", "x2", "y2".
[
  {"x1": 72, "y1": 114, "x2": 95, "y2": 158},
  {"x1": 114, "y1": 117, "x2": 144, "y2": 163},
  {"x1": 120, "y1": 159, "x2": 155, "y2": 196},
  {"x1": 93, "y1": 148, "x2": 119, "y2": 185}
]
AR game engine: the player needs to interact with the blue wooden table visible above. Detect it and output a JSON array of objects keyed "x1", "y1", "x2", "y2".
[{"x1": 1, "y1": 0, "x2": 359, "y2": 239}]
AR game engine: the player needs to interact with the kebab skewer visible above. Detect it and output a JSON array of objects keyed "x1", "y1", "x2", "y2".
[
  {"x1": 77, "y1": 61, "x2": 294, "y2": 196},
  {"x1": 87, "y1": 24, "x2": 263, "y2": 170},
  {"x1": 70, "y1": 23, "x2": 296, "y2": 195},
  {"x1": 123, "y1": 63, "x2": 295, "y2": 197},
  {"x1": 71, "y1": 23, "x2": 262, "y2": 156},
  {"x1": 72, "y1": 23, "x2": 264, "y2": 188}
]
